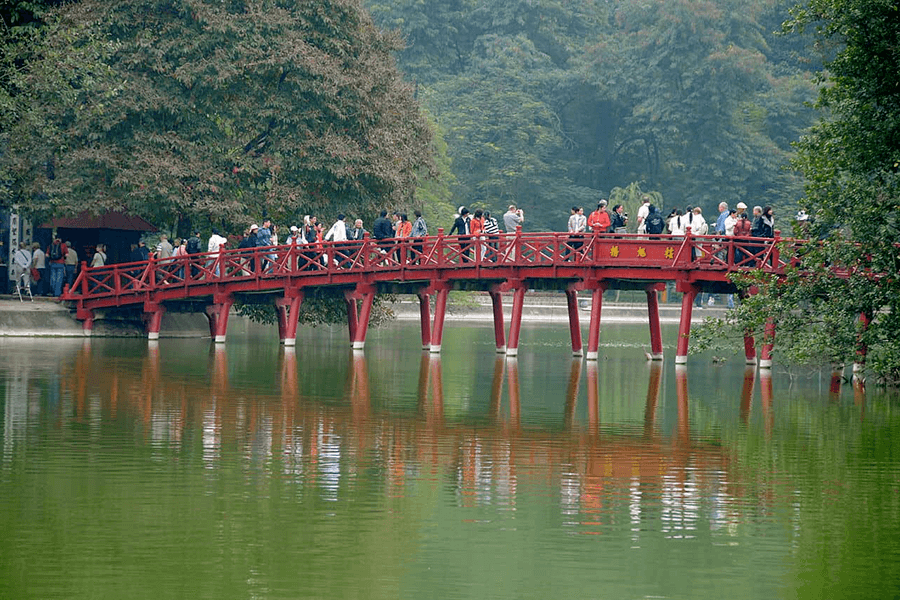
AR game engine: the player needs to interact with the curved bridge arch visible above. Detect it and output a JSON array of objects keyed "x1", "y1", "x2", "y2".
[{"x1": 63, "y1": 227, "x2": 796, "y2": 364}]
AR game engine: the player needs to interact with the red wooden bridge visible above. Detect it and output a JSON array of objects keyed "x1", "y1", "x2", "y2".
[{"x1": 62, "y1": 227, "x2": 795, "y2": 365}]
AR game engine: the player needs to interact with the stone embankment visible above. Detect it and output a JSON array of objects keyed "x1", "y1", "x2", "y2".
[{"x1": 0, "y1": 292, "x2": 728, "y2": 338}]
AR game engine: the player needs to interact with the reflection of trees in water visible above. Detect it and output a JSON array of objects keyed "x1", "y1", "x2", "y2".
[{"x1": 40, "y1": 343, "x2": 808, "y2": 537}]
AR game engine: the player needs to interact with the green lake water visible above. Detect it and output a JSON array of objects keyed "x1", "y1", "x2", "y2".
[{"x1": 1, "y1": 321, "x2": 899, "y2": 599}]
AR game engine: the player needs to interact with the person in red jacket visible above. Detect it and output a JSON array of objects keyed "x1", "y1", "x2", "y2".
[
  {"x1": 732, "y1": 202, "x2": 752, "y2": 265},
  {"x1": 587, "y1": 200, "x2": 611, "y2": 233}
]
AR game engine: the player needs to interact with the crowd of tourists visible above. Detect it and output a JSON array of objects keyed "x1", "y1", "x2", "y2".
[
  {"x1": 11, "y1": 198, "x2": 797, "y2": 297},
  {"x1": 12, "y1": 237, "x2": 82, "y2": 297}
]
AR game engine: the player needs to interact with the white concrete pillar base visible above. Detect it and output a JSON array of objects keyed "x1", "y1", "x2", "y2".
[
  {"x1": 586, "y1": 351, "x2": 599, "y2": 361},
  {"x1": 675, "y1": 355, "x2": 688, "y2": 365},
  {"x1": 759, "y1": 359, "x2": 773, "y2": 368},
  {"x1": 82, "y1": 329, "x2": 93, "y2": 337},
  {"x1": 572, "y1": 349, "x2": 584, "y2": 357},
  {"x1": 646, "y1": 352, "x2": 664, "y2": 361},
  {"x1": 496, "y1": 345, "x2": 507, "y2": 354},
  {"x1": 429, "y1": 344, "x2": 442, "y2": 354},
  {"x1": 506, "y1": 347, "x2": 519, "y2": 357},
  {"x1": 746, "y1": 357, "x2": 758, "y2": 365},
  {"x1": 351, "y1": 341, "x2": 365, "y2": 350},
  {"x1": 283, "y1": 338, "x2": 296, "y2": 347},
  {"x1": 148, "y1": 331, "x2": 160, "y2": 341},
  {"x1": 214, "y1": 335, "x2": 227, "y2": 343}
]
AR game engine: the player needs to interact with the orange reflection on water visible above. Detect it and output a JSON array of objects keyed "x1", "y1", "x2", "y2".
[{"x1": 57, "y1": 342, "x2": 750, "y2": 537}]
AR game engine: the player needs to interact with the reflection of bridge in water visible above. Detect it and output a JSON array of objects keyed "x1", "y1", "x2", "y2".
[
  {"x1": 63, "y1": 229, "x2": 813, "y2": 366},
  {"x1": 56, "y1": 341, "x2": 832, "y2": 532}
]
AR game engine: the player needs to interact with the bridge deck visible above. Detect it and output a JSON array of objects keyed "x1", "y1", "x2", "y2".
[
  {"x1": 63, "y1": 230, "x2": 791, "y2": 309},
  {"x1": 60, "y1": 230, "x2": 795, "y2": 365}
]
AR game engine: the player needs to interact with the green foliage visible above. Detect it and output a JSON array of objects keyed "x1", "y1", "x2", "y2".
[
  {"x1": 234, "y1": 291, "x2": 396, "y2": 328},
  {"x1": 773, "y1": 0, "x2": 900, "y2": 382},
  {"x1": 413, "y1": 118, "x2": 459, "y2": 231},
  {"x1": 1, "y1": 0, "x2": 434, "y2": 234},
  {"x1": 367, "y1": 0, "x2": 819, "y2": 229},
  {"x1": 608, "y1": 182, "x2": 663, "y2": 232}
]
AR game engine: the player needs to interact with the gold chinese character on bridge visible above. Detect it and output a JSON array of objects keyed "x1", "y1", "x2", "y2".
[
  {"x1": 610, "y1": 246, "x2": 619, "y2": 258},
  {"x1": 637, "y1": 247, "x2": 647, "y2": 258},
  {"x1": 664, "y1": 247, "x2": 674, "y2": 259}
]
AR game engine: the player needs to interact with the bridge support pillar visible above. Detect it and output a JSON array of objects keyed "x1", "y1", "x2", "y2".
[
  {"x1": 144, "y1": 302, "x2": 166, "y2": 341},
  {"x1": 417, "y1": 289, "x2": 432, "y2": 351},
  {"x1": 759, "y1": 318, "x2": 775, "y2": 368},
  {"x1": 566, "y1": 285, "x2": 583, "y2": 357},
  {"x1": 506, "y1": 283, "x2": 526, "y2": 357},
  {"x1": 489, "y1": 285, "x2": 506, "y2": 353},
  {"x1": 645, "y1": 284, "x2": 664, "y2": 360},
  {"x1": 346, "y1": 297, "x2": 359, "y2": 342},
  {"x1": 586, "y1": 281, "x2": 608, "y2": 361},
  {"x1": 854, "y1": 311, "x2": 871, "y2": 379},
  {"x1": 743, "y1": 331, "x2": 757, "y2": 365},
  {"x1": 429, "y1": 283, "x2": 450, "y2": 353},
  {"x1": 345, "y1": 284, "x2": 376, "y2": 350},
  {"x1": 275, "y1": 289, "x2": 305, "y2": 346},
  {"x1": 205, "y1": 293, "x2": 234, "y2": 343},
  {"x1": 675, "y1": 281, "x2": 699, "y2": 364},
  {"x1": 76, "y1": 307, "x2": 94, "y2": 337}
]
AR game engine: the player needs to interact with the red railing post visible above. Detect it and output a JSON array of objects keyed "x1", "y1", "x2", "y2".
[
  {"x1": 646, "y1": 284, "x2": 664, "y2": 360},
  {"x1": 417, "y1": 288, "x2": 432, "y2": 351},
  {"x1": 759, "y1": 318, "x2": 776, "y2": 368},
  {"x1": 436, "y1": 228, "x2": 445, "y2": 267},
  {"x1": 514, "y1": 225, "x2": 522, "y2": 263},
  {"x1": 772, "y1": 229, "x2": 781, "y2": 269},
  {"x1": 565, "y1": 284, "x2": 583, "y2": 357},
  {"x1": 80, "y1": 261, "x2": 89, "y2": 296}
]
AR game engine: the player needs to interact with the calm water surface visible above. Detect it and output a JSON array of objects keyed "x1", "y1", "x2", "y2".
[{"x1": 2, "y1": 321, "x2": 899, "y2": 600}]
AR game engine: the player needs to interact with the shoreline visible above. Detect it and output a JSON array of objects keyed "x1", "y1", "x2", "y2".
[{"x1": 0, "y1": 293, "x2": 729, "y2": 339}]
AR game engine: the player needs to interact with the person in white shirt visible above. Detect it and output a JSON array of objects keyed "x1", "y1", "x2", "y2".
[
  {"x1": 566, "y1": 206, "x2": 587, "y2": 260},
  {"x1": 91, "y1": 244, "x2": 107, "y2": 267},
  {"x1": 31, "y1": 243, "x2": 47, "y2": 295},
  {"x1": 207, "y1": 228, "x2": 228, "y2": 276},
  {"x1": 324, "y1": 214, "x2": 348, "y2": 242},
  {"x1": 636, "y1": 196, "x2": 651, "y2": 233},
  {"x1": 12, "y1": 242, "x2": 31, "y2": 291},
  {"x1": 689, "y1": 206, "x2": 708, "y2": 235},
  {"x1": 724, "y1": 209, "x2": 737, "y2": 237},
  {"x1": 324, "y1": 214, "x2": 349, "y2": 267},
  {"x1": 668, "y1": 210, "x2": 686, "y2": 236}
]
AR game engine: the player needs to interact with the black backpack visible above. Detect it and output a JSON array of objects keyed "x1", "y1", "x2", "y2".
[
  {"x1": 646, "y1": 213, "x2": 665, "y2": 234},
  {"x1": 48, "y1": 243, "x2": 63, "y2": 260},
  {"x1": 187, "y1": 236, "x2": 202, "y2": 254}
]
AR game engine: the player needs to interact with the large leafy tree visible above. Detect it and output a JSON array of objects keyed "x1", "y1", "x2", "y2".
[
  {"x1": 697, "y1": 0, "x2": 900, "y2": 382},
  {"x1": 1, "y1": 0, "x2": 434, "y2": 233},
  {"x1": 367, "y1": 0, "x2": 818, "y2": 230}
]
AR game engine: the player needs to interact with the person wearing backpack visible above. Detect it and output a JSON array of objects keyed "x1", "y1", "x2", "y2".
[
  {"x1": 644, "y1": 205, "x2": 666, "y2": 235},
  {"x1": 186, "y1": 230, "x2": 202, "y2": 278},
  {"x1": 46, "y1": 237, "x2": 68, "y2": 297}
]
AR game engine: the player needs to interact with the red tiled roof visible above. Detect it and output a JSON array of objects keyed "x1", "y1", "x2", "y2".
[{"x1": 41, "y1": 211, "x2": 158, "y2": 231}]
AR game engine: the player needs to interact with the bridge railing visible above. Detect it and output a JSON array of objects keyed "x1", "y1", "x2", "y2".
[{"x1": 64, "y1": 230, "x2": 794, "y2": 302}]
